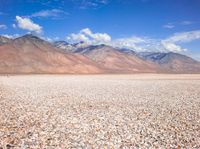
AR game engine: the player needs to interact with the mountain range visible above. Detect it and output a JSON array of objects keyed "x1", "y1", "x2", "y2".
[{"x1": 0, "y1": 34, "x2": 199, "y2": 74}]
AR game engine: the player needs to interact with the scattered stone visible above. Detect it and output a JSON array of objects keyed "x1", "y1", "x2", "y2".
[{"x1": 0, "y1": 74, "x2": 200, "y2": 148}]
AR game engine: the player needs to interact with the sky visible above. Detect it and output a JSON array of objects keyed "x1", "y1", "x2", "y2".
[{"x1": 0, "y1": 0, "x2": 200, "y2": 60}]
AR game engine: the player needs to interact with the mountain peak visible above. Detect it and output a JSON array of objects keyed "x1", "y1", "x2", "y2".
[
  {"x1": 54, "y1": 41, "x2": 69, "y2": 45},
  {"x1": 95, "y1": 44, "x2": 110, "y2": 48},
  {"x1": 0, "y1": 35, "x2": 10, "y2": 39},
  {"x1": 20, "y1": 34, "x2": 41, "y2": 40},
  {"x1": 0, "y1": 35, "x2": 12, "y2": 45},
  {"x1": 13, "y1": 34, "x2": 46, "y2": 44}
]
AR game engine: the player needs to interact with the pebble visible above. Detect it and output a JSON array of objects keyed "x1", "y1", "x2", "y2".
[{"x1": 0, "y1": 74, "x2": 200, "y2": 148}]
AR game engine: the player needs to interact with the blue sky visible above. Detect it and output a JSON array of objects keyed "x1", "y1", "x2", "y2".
[{"x1": 0, "y1": 0, "x2": 200, "y2": 59}]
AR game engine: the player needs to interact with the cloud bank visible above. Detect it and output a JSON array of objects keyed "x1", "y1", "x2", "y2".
[
  {"x1": 67, "y1": 28, "x2": 111, "y2": 44},
  {"x1": 161, "y1": 30, "x2": 200, "y2": 52},
  {"x1": 67, "y1": 28, "x2": 200, "y2": 53},
  {"x1": 15, "y1": 16, "x2": 42, "y2": 34}
]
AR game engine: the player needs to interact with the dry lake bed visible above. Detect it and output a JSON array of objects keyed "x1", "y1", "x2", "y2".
[{"x1": 0, "y1": 74, "x2": 200, "y2": 148}]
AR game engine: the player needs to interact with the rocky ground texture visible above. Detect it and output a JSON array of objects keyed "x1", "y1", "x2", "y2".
[{"x1": 0, "y1": 74, "x2": 200, "y2": 148}]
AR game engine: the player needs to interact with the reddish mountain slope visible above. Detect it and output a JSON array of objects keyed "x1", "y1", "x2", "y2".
[
  {"x1": 138, "y1": 52, "x2": 200, "y2": 73},
  {"x1": 0, "y1": 35, "x2": 104, "y2": 74},
  {"x1": 75, "y1": 45, "x2": 162, "y2": 73},
  {"x1": 1, "y1": 34, "x2": 199, "y2": 74}
]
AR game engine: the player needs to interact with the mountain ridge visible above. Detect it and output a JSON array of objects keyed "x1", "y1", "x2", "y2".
[
  {"x1": 0, "y1": 34, "x2": 199, "y2": 74},
  {"x1": 0, "y1": 34, "x2": 105, "y2": 74},
  {"x1": 137, "y1": 52, "x2": 200, "y2": 73}
]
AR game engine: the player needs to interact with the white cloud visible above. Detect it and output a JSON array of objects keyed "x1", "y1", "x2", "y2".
[
  {"x1": 67, "y1": 28, "x2": 160, "y2": 52},
  {"x1": 40, "y1": 36, "x2": 53, "y2": 42},
  {"x1": 163, "y1": 24, "x2": 175, "y2": 29},
  {"x1": 72, "y1": 0, "x2": 109, "y2": 9},
  {"x1": 67, "y1": 33, "x2": 89, "y2": 42},
  {"x1": 81, "y1": 28, "x2": 111, "y2": 43},
  {"x1": 38, "y1": 35, "x2": 61, "y2": 43},
  {"x1": 181, "y1": 21, "x2": 193, "y2": 25},
  {"x1": 31, "y1": 9, "x2": 68, "y2": 18},
  {"x1": 67, "y1": 28, "x2": 111, "y2": 44},
  {"x1": 161, "y1": 30, "x2": 200, "y2": 52},
  {"x1": 161, "y1": 41, "x2": 187, "y2": 52},
  {"x1": 164, "y1": 30, "x2": 200, "y2": 43},
  {"x1": 0, "y1": 24, "x2": 7, "y2": 29},
  {"x1": 163, "y1": 21, "x2": 193, "y2": 29},
  {"x1": 15, "y1": 16, "x2": 42, "y2": 34},
  {"x1": 2, "y1": 34, "x2": 20, "y2": 39},
  {"x1": 66, "y1": 28, "x2": 200, "y2": 53},
  {"x1": 113, "y1": 36, "x2": 146, "y2": 44},
  {"x1": 111, "y1": 36, "x2": 147, "y2": 51}
]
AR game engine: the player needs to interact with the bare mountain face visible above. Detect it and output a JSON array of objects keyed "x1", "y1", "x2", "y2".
[
  {"x1": 0, "y1": 34, "x2": 199, "y2": 74},
  {"x1": 0, "y1": 35, "x2": 104, "y2": 74},
  {"x1": 116, "y1": 48, "x2": 137, "y2": 56},
  {"x1": 54, "y1": 41, "x2": 74, "y2": 52},
  {"x1": 53, "y1": 41, "x2": 162, "y2": 73},
  {"x1": 54, "y1": 41, "x2": 89, "y2": 53},
  {"x1": 138, "y1": 52, "x2": 200, "y2": 73},
  {"x1": 73, "y1": 44, "x2": 162, "y2": 73}
]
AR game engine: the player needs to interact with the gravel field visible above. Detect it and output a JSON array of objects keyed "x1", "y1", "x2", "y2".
[{"x1": 0, "y1": 74, "x2": 200, "y2": 148}]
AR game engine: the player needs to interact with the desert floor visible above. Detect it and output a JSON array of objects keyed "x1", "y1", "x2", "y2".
[{"x1": 0, "y1": 74, "x2": 200, "y2": 148}]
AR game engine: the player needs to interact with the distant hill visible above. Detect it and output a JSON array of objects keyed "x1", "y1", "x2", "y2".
[
  {"x1": 73, "y1": 44, "x2": 162, "y2": 73},
  {"x1": 54, "y1": 41, "x2": 89, "y2": 53},
  {"x1": 138, "y1": 52, "x2": 200, "y2": 73},
  {"x1": 0, "y1": 34, "x2": 199, "y2": 74}
]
